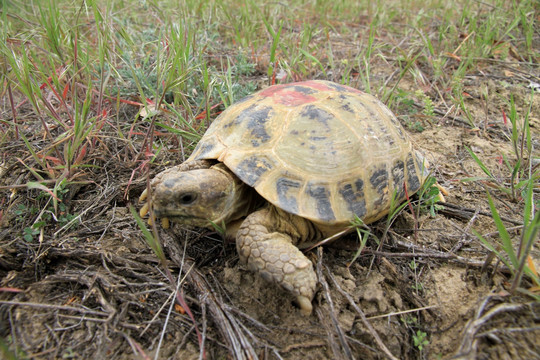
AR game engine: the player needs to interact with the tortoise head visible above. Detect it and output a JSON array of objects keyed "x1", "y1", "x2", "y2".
[{"x1": 152, "y1": 164, "x2": 246, "y2": 228}]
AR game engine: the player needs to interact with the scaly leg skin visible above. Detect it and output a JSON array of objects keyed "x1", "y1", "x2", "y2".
[{"x1": 236, "y1": 207, "x2": 318, "y2": 315}]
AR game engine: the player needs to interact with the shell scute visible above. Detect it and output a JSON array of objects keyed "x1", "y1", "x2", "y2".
[
  {"x1": 391, "y1": 159, "x2": 406, "y2": 200},
  {"x1": 305, "y1": 182, "x2": 335, "y2": 222},
  {"x1": 368, "y1": 164, "x2": 390, "y2": 212},
  {"x1": 406, "y1": 153, "x2": 422, "y2": 193},
  {"x1": 275, "y1": 177, "x2": 301, "y2": 214},
  {"x1": 338, "y1": 179, "x2": 367, "y2": 219},
  {"x1": 235, "y1": 155, "x2": 275, "y2": 187}
]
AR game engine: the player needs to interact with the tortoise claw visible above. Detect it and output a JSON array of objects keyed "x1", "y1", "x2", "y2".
[
  {"x1": 139, "y1": 188, "x2": 148, "y2": 202},
  {"x1": 139, "y1": 202, "x2": 149, "y2": 217},
  {"x1": 435, "y1": 183, "x2": 448, "y2": 202},
  {"x1": 161, "y1": 217, "x2": 170, "y2": 229},
  {"x1": 139, "y1": 188, "x2": 169, "y2": 228},
  {"x1": 297, "y1": 295, "x2": 313, "y2": 316}
]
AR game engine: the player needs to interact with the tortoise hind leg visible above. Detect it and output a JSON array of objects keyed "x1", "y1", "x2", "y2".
[{"x1": 236, "y1": 207, "x2": 317, "y2": 315}]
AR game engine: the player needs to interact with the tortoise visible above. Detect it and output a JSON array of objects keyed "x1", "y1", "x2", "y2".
[{"x1": 140, "y1": 80, "x2": 428, "y2": 315}]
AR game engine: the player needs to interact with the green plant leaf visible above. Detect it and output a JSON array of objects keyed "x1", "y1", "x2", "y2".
[
  {"x1": 465, "y1": 146, "x2": 494, "y2": 179},
  {"x1": 129, "y1": 205, "x2": 165, "y2": 262},
  {"x1": 486, "y1": 191, "x2": 518, "y2": 268}
]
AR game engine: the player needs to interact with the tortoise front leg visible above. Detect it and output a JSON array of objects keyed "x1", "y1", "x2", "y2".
[{"x1": 236, "y1": 207, "x2": 317, "y2": 315}]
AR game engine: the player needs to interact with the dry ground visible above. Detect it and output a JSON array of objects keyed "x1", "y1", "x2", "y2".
[{"x1": 1, "y1": 1, "x2": 539, "y2": 359}]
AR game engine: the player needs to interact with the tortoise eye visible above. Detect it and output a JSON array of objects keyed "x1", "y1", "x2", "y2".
[{"x1": 179, "y1": 193, "x2": 197, "y2": 205}]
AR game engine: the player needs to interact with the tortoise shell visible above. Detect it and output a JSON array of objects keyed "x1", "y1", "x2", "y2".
[{"x1": 188, "y1": 80, "x2": 427, "y2": 226}]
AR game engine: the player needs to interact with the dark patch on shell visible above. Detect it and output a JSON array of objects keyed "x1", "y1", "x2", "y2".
[
  {"x1": 326, "y1": 82, "x2": 349, "y2": 92},
  {"x1": 369, "y1": 165, "x2": 389, "y2": 208},
  {"x1": 163, "y1": 179, "x2": 176, "y2": 189},
  {"x1": 340, "y1": 101, "x2": 354, "y2": 113},
  {"x1": 300, "y1": 105, "x2": 333, "y2": 128},
  {"x1": 391, "y1": 160, "x2": 406, "y2": 200},
  {"x1": 276, "y1": 178, "x2": 300, "y2": 214},
  {"x1": 379, "y1": 128, "x2": 395, "y2": 147},
  {"x1": 221, "y1": 104, "x2": 272, "y2": 147},
  {"x1": 235, "y1": 156, "x2": 274, "y2": 187},
  {"x1": 192, "y1": 141, "x2": 215, "y2": 160},
  {"x1": 244, "y1": 106, "x2": 272, "y2": 146},
  {"x1": 290, "y1": 85, "x2": 317, "y2": 95},
  {"x1": 307, "y1": 183, "x2": 335, "y2": 221},
  {"x1": 337, "y1": 94, "x2": 356, "y2": 113},
  {"x1": 406, "y1": 154, "x2": 421, "y2": 193},
  {"x1": 339, "y1": 179, "x2": 366, "y2": 218}
]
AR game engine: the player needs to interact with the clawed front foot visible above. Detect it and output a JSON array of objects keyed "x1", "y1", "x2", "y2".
[{"x1": 237, "y1": 209, "x2": 317, "y2": 315}]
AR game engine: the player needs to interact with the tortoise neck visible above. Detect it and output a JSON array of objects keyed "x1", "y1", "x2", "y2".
[{"x1": 211, "y1": 163, "x2": 265, "y2": 224}]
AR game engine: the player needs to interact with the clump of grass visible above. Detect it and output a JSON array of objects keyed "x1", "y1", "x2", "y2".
[
  {"x1": 466, "y1": 90, "x2": 539, "y2": 297},
  {"x1": 2, "y1": 2, "x2": 113, "y2": 180},
  {"x1": 413, "y1": 329, "x2": 429, "y2": 352},
  {"x1": 13, "y1": 180, "x2": 78, "y2": 242},
  {"x1": 348, "y1": 216, "x2": 374, "y2": 266},
  {"x1": 464, "y1": 91, "x2": 537, "y2": 202},
  {"x1": 474, "y1": 183, "x2": 539, "y2": 299},
  {"x1": 415, "y1": 176, "x2": 444, "y2": 218},
  {"x1": 414, "y1": 90, "x2": 435, "y2": 117}
]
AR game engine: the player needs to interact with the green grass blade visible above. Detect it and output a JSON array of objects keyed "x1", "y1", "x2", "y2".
[
  {"x1": 473, "y1": 229, "x2": 513, "y2": 273},
  {"x1": 129, "y1": 205, "x2": 165, "y2": 263},
  {"x1": 486, "y1": 192, "x2": 518, "y2": 269},
  {"x1": 465, "y1": 146, "x2": 494, "y2": 179},
  {"x1": 299, "y1": 48, "x2": 327, "y2": 77}
]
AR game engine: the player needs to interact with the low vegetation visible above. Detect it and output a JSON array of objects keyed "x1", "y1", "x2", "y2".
[{"x1": 1, "y1": 0, "x2": 538, "y2": 358}]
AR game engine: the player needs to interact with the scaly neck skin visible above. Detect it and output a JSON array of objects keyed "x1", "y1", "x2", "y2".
[{"x1": 211, "y1": 164, "x2": 265, "y2": 233}]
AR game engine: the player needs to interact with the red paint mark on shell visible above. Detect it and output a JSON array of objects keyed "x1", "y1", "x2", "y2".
[
  {"x1": 259, "y1": 81, "x2": 364, "y2": 107},
  {"x1": 276, "y1": 90, "x2": 317, "y2": 106},
  {"x1": 259, "y1": 84, "x2": 288, "y2": 97},
  {"x1": 259, "y1": 84, "x2": 317, "y2": 106}
]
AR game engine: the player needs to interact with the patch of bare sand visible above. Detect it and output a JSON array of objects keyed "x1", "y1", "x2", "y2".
[{"x1": 425, "y1": 266, "x2": 493, "y2": 356}]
